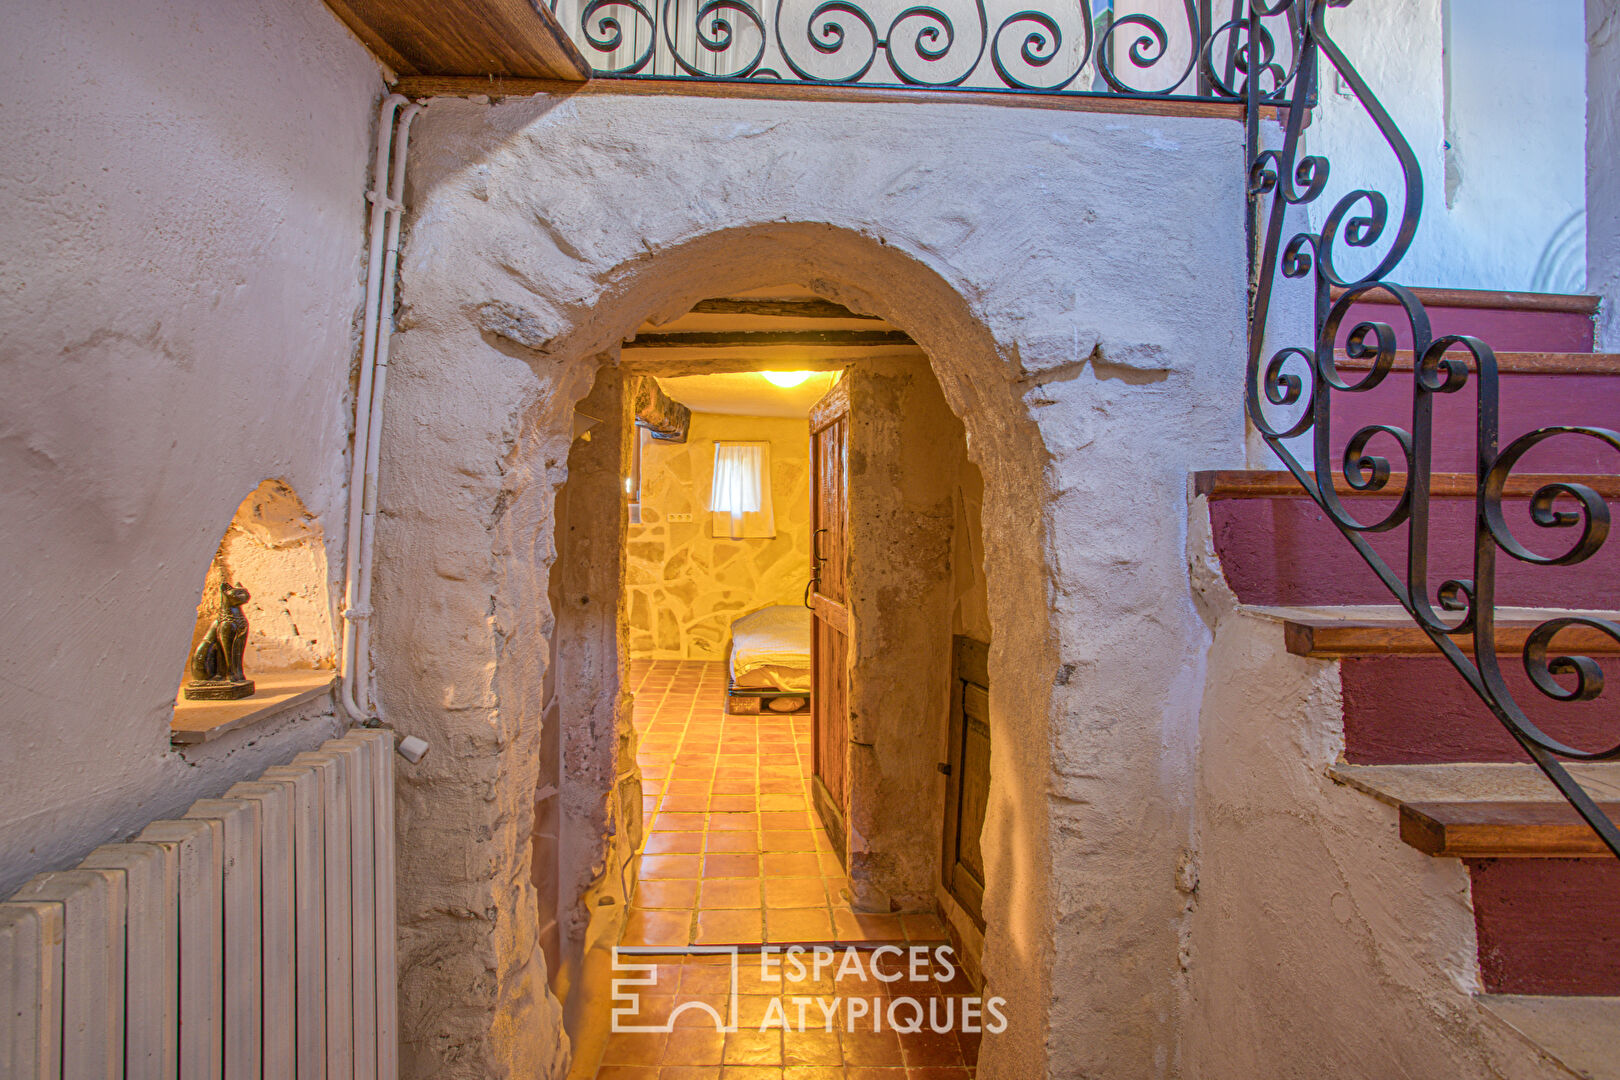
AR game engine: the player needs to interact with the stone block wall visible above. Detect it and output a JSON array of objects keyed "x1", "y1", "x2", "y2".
[{"x1": 627, "y1": 412, "x2": 812, "y2": 660}]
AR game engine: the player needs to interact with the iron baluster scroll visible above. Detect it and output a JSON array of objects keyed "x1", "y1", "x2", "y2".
[
  {"x1": 560, "y1": 0, "x2": 1305, "y2": 97},
  {"x1": 1244, "y1": 1, "x2": 1620, "y2": 858}
]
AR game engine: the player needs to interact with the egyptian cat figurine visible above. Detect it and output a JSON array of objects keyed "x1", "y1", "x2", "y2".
[{"x1": 184, "y1": 581, "x2": 255, "y2": 699}]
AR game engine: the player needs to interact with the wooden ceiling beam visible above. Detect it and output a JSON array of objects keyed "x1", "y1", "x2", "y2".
[
  {"x1": 624, "y1": 330, "x2": 915, "y2": 349},
  {"x1": 686, "y1": 298, "x2": 883, "y2": 321},
  {"x1": 324, "y1": 0, "x2": 591, "y2": 80}
]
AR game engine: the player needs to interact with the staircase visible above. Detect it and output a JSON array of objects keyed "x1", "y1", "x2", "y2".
[{"x1": 1199, "y1": 284, "x2": 1619, "y2": 1010}]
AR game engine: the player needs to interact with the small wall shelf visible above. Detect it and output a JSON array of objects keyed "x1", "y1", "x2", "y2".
[{"x1": 170, "y1": 671, "x2": 337, "y2": 746}]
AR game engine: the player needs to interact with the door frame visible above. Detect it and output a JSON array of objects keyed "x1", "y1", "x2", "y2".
[{"x1": 808, "y1": 379, "x2": 851, "y2": 864}]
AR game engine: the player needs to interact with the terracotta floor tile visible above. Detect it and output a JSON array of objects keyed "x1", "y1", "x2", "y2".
[
  {"x1": 839, "y1": 1031, "x2": 903, "y2": 1066},
  {"x1": 694, "y1": 909, "x2": 764, "y2": 945},
  {"x1": 705, "y1": 831, "x2": 761, "y2": 853},
  {"x1": 601, "y1": 1030, "x2": 670, "y2": 1066},
  {"x1": 715, "y1": 1068, "x2": 783, "y2": 1079},
  {"x1": 657, "y1": 1067, "x2": 722, "y2": 1080},
  {"x1": 664, "y1": 1027, "x2": 728, "y2": 1064},
  {"x1": 762, "y1": 830, "x2": 817, "y2": 853},
  {"x1": 897, "y1": 1030, "x2": 964, "y2": 1066},
  {"x1": 763, "y1": 853, "x2": 822, "y2": 877},
  {"x1": 635, "y1": 879, "x2": 700, "y2": 909},
  {"x1": 623, "y1": 910, "x2": 692, "y2": 948},
  {"x1": 833, "y1": 910, "x2": 904, "y2": 944},
  {"x1": 780, "y1": 1030, "x2": 842, "y2": 1066},
  {"x1": 723, "y1": 1030, "x2": 783, "y2": 1066},
  {"x1": 767, "y1": 908, "x2": 836, "y2": 944},
  {"x1": 713, "y1": 780, "x2": 760, "y2": 795},
  {"x1": 780, "y1": 1068, "x2": 844, "y2": 1080},
  {"x1": 641, "y1": 854, "x2": 703, "y2": 880},
  {"x1": 903, "y1": 1069, "x2": 971, "y2": 1080},
  {"x1": 661, "y1": 794, "x2": 713, "y2": 813},
  {"x1": 680, "y1": 962, "x2": 738, "y2": 993},
  {"x1": 757, "y1": 795, "x2": 809, "y2": 812},
  {"x1": 710, "y1": 795, "x2": 757, "y2": 812},
  {"x1": 699, "y1": 878, "x2": 763, "y2": 909},
  {"x1": 759, "y1": 811, "x2": 813, "y2": 830},
  {"x1": 645, "y1": 832, "x2": 706, "y2": 855},
  {"x1": 763, "y1": 877, "x2": 827, "y2": 908},
  {"x1": 709, "y1": 813, "x2": 760, "y2": 832},
  {"x1": 654, "y1": 812, "x2": 710, "y2": 832},
  {"x1": 704, "y1": 852, "x2": 761, "y2": 878},
  {"x1": 595, "y1": 1066, "x2": 660, "y2": 1080}
]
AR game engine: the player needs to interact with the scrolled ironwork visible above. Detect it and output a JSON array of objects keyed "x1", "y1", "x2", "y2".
[
  {"x1": 562, "y1": 0, "x2": 1304, "y2": 99},
  {"x1": 1245, "y1": 1, "x2": 1620, "y2": 857}
]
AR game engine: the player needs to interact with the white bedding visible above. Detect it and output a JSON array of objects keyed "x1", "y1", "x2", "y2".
[{"x1": 729, "y1": 605, "x2": 812, "y2": 693}]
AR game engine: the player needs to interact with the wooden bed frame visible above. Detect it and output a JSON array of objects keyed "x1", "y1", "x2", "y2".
[{"x1": 725, "y1": 640, "x2": 811, "y2": 714}]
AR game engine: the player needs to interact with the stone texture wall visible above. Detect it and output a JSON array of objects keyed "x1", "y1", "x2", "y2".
[
  {"x1": 627, "y1": 413, "x2": 812, "y2": 659},
  {"x1": 0, "y1": 0, "x2": 381, "y2": 894},
  {"x1": 385, "y1": 88, "x2": 1250, "y2": 1080}
]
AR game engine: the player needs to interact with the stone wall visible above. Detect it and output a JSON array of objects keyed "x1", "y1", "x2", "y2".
[
  {"x1": 0, "y1": 0, "x2": 382, "y2": 894},
  {"x1": 386, "y1": 88, "x2": 1250, "y2": 1080},
  {"x1": 627, "y1": 412, "x2": 812, "y2": 659}
]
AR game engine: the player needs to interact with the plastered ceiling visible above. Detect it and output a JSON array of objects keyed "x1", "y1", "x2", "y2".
[{"x1": 654, "y1": 370, "x2": 841, "y2": 418}]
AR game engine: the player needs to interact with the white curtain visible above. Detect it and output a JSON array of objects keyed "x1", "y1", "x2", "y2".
[{"x1": 709, "y1": 441, "x2": 776, "y2": 539}]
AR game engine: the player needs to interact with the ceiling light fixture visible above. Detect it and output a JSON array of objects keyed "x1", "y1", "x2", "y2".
[{"x1": 761, "y1": 370, "x2": 814, "y2": 388}]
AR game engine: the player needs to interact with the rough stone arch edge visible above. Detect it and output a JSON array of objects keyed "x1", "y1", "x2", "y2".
[{"x1": 382, "y1": 221, "x2": 1062, "y2": 1080}]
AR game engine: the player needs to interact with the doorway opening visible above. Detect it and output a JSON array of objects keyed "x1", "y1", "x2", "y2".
[{"x1": 576, "y1": 286, "x2": 992, "y2": 1077}]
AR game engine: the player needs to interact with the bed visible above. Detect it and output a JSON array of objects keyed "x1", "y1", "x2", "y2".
[{"x1": 726, "y1": 604, "x2": 813, "y2": 714}]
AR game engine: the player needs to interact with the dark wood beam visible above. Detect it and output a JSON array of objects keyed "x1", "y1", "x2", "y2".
[
  {"x1": 324, "y1": 0, "x2": 590, "y2": 79},
  {"x1": 687, "y1": 298, "x2": 883, "y2": 321},
  {"x1": 623, "y1": 330, "x2": 915, "y2": 350}
]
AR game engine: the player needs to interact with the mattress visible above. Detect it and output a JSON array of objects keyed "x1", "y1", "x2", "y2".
[{"x1": 728, "y1": 605, "x2": 812, "y2": 693}]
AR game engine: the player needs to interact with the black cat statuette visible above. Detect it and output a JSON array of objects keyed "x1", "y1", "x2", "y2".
[{"x1": 184, "y1": 581, "x2": 255, "y2": 700}]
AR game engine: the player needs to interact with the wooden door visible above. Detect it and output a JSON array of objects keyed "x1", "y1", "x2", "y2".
[
  {"x1": 942, "y1": 636, "x2": 989, "y2": 927},
  {"x1": 808, "y1": 380, "x2": 851, "y2": 862}
]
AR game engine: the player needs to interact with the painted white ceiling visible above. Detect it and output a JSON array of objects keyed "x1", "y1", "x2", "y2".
[{"x1": 655, "y1": 371, "x2": 840, "y2": 418}]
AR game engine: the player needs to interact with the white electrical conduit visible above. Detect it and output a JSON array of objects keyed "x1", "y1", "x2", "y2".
[{"x1": 341, "y1": 94, "x2": 423, "y2": 723}]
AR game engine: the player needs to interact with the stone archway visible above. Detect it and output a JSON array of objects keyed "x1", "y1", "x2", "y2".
[{"x1": 378, "y1": 89, "x2": 1247, "y2": 1080}]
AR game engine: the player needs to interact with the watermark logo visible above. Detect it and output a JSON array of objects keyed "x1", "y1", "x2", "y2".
[{"x1": 610, "y1": 944, "x2": 1007, "y2": 1036}]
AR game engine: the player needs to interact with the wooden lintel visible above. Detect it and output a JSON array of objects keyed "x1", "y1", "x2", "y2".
[
  {"x1": 689, "y1": 298, "x2": 882, "y2": 321},
  {"x1": 631, "y1": 376, "x2": 689, "y2": 443},
  {"x1": 624, "y1": 330, "x2": 915, "y2": 350},
  {"x1": 1400, "y1": 800, "x2": 1620, "y2": 858}
]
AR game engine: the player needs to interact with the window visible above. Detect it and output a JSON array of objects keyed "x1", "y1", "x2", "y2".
[{"x1": 709, "y1": 441, "x2": 776, "y2": 539}]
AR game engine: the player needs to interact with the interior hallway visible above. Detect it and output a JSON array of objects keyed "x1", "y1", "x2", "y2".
[{"x1": 596, "y1": 659, "x2": 978, "y2": 1078}]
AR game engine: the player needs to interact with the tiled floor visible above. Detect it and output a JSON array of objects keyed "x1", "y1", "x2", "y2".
[
  {"x1": 623, "y1": 660, "x2": 950, "y2": 950},
  {"x1": 599, "y1": 659, "x2": 978, "y2": 1079}
]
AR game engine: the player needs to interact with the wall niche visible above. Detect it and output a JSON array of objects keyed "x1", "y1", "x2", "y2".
[{"x1": 171, "y1": 479, "x2": 337, "y2": 744}]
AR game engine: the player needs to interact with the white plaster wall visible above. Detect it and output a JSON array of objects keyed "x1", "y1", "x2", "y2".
[
  {"x1": 1306, "y1": 0, "x2": 1587, "y2": 291},
  {"x1": 0, "y1": 0, "x2": 383, "y2": 894},
  {"x1": 1184, "y1": 500, "x2": 1579, "y2": 1080},
  {"x1": 383, "y1": 89, "x2": 1248, "y2": 1078},
  {"x1": 1590, "y1": 0, "x2": 1620, "y2": 345}
]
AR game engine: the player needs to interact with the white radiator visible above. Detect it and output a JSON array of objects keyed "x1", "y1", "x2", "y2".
[{"x1": 0, "y1": 729, "x2": 398, "y2": 1079}]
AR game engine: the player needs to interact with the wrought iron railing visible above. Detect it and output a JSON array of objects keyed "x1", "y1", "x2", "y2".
[
  {"x1": 551, "y1": 0, "x2": 1307, "y2": 98},
  {"x1": 1243, "y1": 1, "x2": 1620, "y2": 858}
]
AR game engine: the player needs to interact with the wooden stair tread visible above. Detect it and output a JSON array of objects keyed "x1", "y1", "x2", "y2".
[
  {"x1": 1400, "y1": 800, "x2": 1620, "y2": 857},
  {"x1": 1247, "y1": 605, "x2": 1620, "y2": 658},
  {"x1": 1193, "y1": 470, "x2": 1620, "y2": 501},
  {"x1": 1329, "y1": 763, "x2": 1620, "y2": 858},
  {"x1": 1333, "y1": 349, "x2": 1619, "y2": 375},
  {"x1": 1329, "y1": 285, "x2": 1601, "y2": 315}
]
